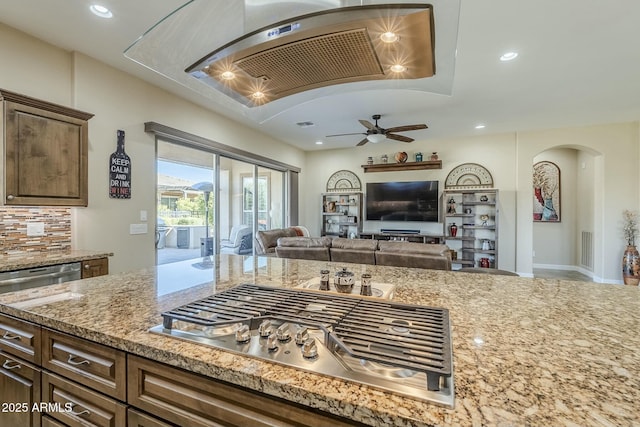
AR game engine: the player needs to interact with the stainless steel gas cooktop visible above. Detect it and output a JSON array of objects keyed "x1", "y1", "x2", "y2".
[{"x1": 150, "y1": 283, "x2": 454, "y2": 407}]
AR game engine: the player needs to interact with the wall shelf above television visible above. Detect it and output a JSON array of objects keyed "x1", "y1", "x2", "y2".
[{"x1": 361, "y1": 160, "x2": 442, "y2": 173}]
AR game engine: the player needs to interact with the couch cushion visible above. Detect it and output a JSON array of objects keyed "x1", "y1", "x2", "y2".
[
  {"x1": 331, "y1": 237, "x2": 378, "y2": 251},
  {"x1": 377, "y1": 241, "x2": 450, "y2": 256},
  {"x1": 277, "y1": 237, "x2": 332, "y2": 248},
  {"x1": 255, "y1": 228, "x2": 297, "y2": 254}
]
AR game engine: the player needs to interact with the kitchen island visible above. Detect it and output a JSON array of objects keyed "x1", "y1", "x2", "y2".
[{"x1": 0, "y1": 255, "x2": 638, "y2": 426}]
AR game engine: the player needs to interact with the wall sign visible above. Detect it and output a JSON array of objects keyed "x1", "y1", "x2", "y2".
[{"x1": 109, "y1": 130, "x2": 131, "y2": 199}]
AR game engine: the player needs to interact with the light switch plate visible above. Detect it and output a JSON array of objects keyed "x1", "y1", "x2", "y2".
[
  {"x1": 129, "y1": 223, "x2": 148, "y2": 235},
  {"x1": 140, "y1": 210, "x2": 147, "y2": 221},
  {"x1": 26, "y1": 222, "x2": 45, "y2": 236}
]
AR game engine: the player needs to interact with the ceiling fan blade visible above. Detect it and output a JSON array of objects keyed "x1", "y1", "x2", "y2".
[
  {"x1": 326, "y1": 132, "x2": 366, "y2": 137},
  {"x1": 386, "y1": 133, "x2": 414, "y2": 143},
  {"x1": 385, "y1": 124, "x2": 428, "y2": 133},
  {"x1": 356, "y1": 137, "x2": 369, "y2": 146},
  {"x1": 358, "y1": 120, "x2": 375, "y2": 130}
]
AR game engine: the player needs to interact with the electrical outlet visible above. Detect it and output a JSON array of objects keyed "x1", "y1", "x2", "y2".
[{"x1": 26, "y1": 222, "x2": 45, "y2": 236}]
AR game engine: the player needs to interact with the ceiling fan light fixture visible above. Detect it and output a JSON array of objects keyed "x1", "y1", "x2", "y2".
[{"x1": 367, "y1": 133, "x2": 387, "y2": 143}]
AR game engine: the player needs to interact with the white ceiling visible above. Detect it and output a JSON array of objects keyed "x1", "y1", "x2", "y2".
[{"x1": 1, "y1": 0, "x2": 639, "y2": 152}]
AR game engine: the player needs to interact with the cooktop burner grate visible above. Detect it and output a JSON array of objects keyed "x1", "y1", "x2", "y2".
[{"x1": 156, "y1": 283, "x2": 453, "y2": 405}]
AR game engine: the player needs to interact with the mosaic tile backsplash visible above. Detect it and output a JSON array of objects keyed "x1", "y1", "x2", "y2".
[{"x1": 0, "y1": 208, "x2": 71, "y2": 254}]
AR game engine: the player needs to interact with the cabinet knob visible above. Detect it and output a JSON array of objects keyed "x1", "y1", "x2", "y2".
[
  {"x1": 6, "y1": 195, "x2": 14, "y2": 200},
  {"x1": 84, "y1": 264, "x2": 90, "y2": 269}
]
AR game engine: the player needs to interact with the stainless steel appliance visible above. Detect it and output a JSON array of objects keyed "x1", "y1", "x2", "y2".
[
  {"x1": 150, "y1": 283, "x2": 454, "y2": 407},
  {"x1": 0, "y1": 262, "x2": 82, "y2": 294}
]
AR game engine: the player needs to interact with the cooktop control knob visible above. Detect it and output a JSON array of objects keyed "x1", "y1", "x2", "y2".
[
  {"x1": 276, "y1": 324, "x2": 291, "y2": 342},
  {"x1": 301, "y1": 338, "x2": 318, "y2": 359},
  {"x1": 267, "y1": 333, "x2": 278, "y2": 352},
  {"x1": 235, "y1": 325, "x2": 251, "y2": 343},
  {"x1": 258, "y1": 320, "x2": 272, "y2": 338},
  {"x1": 295, "y1": 327, "x2": 309, "y2": 346}
]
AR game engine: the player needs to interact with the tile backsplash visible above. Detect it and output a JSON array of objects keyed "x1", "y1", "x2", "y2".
[{"x1": 0, "y1": 207, "x2": 71, "y2": 255}]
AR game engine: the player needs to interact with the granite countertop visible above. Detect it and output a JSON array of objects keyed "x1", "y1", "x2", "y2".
[
  {"x1": 0, "y1": 250, "x2": 114, "y2": 273},
  {"x1": 0, "y1": 255, "x2": 638, "y2": 426}
]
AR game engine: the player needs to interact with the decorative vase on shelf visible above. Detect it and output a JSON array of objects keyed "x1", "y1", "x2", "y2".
[
  {"x1": 395, "y1": 151, "x2": 408, "y2": 163},
  {"x1": 415, "y1": 152, "x2": 423, "y2": 162},
  {"x1": 430, "y1": 152, "x2": 439, "y2": 161},
  {"x1": 449, "y1": 223, "x2": 458, "y2": 237},
  {"x1": 622, "y1": 245, "x2": 640, "y2": 285},
  {"x1": 381, "y1": 154, "x2": 388, "y2": 164}
]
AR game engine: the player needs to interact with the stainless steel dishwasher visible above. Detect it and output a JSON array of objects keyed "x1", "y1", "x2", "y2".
[{"x1": 0, "y1": 262, "x2": 82, "y2": 294}]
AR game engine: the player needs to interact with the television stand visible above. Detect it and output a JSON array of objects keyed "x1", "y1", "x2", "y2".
[{"x1": 359, "y1": 232, "x2": 443, "y2": 244}]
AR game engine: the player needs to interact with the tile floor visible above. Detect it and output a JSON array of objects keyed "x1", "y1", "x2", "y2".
[{"x1": 532, "y1": 268, "x2": 592, "y2": 282}]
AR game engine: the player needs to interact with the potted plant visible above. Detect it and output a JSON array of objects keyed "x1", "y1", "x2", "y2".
[{"x1": 622, "y1": 210, "x2": 639, "y2": 285}]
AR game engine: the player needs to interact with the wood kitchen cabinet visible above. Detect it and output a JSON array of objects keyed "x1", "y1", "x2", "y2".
[
  {"x1": 0, "y1": 89, "x2": 93, "y2": 206},
  {"x1": 0, "y1": 352, "x2": 42, "y2": 427},
  {"x1": 128, "y1": 354, "x2": 362, "y2": 427},
  {"x1": 81, "y1": 257, "x2": 109, "y2": 278}
]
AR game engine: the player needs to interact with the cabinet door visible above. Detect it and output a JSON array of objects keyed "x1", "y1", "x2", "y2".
[
  {"x1": 4, "y1": 100, "x2": 89, "y2": 206},
  {"x1": 0, "y1": 352, "x2": 41, "y2": 427},
  {"x1": 42, "y1": 372, "x2": 126, "y2": 427},
  {"x1": 81, "y1": 258, "x2": 109, "y2": 278}
]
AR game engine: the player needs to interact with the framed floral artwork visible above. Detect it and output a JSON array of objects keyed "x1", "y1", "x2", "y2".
[{"x1": 533, "y1": 161, "x2": 560, "y2": 222}]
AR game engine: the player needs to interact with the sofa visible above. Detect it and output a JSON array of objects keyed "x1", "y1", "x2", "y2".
[
  {"x1": 274, "y1": 236, "x2": 452, "y2": 271},
  {"x1": 254, "y1": 226, "x2": 310, "y2": 256},
  {"x1": 220, "y1": 225, "x2": 253, "y2": 255}
]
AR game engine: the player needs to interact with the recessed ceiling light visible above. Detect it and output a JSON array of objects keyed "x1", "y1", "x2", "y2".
[
  {"x1": 500, "y1": 52, "x2": 518, "y2": 61},
  {"x1": 220, "y1": 71, "x2": 235, "y2": 80},
  {"x1": 90, "y1": 4, "x2": 113, "y2": 18},
  {"x1": 380, "y1": 31, "x2": 399, "y2": 43},
  {"x1": 315, "y1": 141, "x2": 323, "y2": 145},
  {"x1": 390, "y1": 64, "x2": 407, "y2": 73},
  {"x1": 475, "y1": 124, "x2": 486, "y2": 129},
  {"x1": 251, "y1": 91, "x2": 265, "y2": 99}
]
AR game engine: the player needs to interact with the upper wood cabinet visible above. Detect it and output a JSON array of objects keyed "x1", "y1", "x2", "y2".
[{"x1": 0, "y1": 89, "x2": 93, "y2": 206}]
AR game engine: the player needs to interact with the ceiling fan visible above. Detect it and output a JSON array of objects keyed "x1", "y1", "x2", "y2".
[{"x1": 326, "y1": 114, "x2": 428, "y2": 146}]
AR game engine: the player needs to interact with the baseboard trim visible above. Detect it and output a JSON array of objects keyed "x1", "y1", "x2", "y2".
[{"x1": 532, "y1": 263, "x2": 625, "y2": 284}]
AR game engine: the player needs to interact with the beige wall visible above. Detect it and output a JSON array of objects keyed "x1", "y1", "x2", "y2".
[
  {"x1": 2, "y1": 22, "x2": 639, "y2": 281},
  {"x1": 0, "y1": 23, "x2": 305, "y2": 273}
]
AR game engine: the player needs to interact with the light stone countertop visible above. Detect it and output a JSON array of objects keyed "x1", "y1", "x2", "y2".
[
  {"x1": 0, "y1": 255, "x2": 638, "y2": 426},
  {"x1": 0, "y1": 249, "x2": 113, "y2": 272}
]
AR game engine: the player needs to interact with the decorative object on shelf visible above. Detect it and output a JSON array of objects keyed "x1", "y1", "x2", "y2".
[
  {"x1": 445, "y1": 163, "x2": 494, "y2": 189},
  {"x1": 533, "y1": 161, "x2": 561, "y2": 222},
  {"x1": 449, "y1": 223, "x2": 458, "y2": 237},
  {"x1": 326, "y1": 170, "x2": 362, "y2": 192},
  {"x1": 480, "y1": 195, "x2": 489, "y2": 202},
  {"x1": 480, "y1": 214, "x2": 489, "y2": 226},
  {"x1": 326, "y1": 201, "x2": 336, "y2": 212},
  {"x1": 381, "y1": 154, "x2": 388, "y2": 163},
  {"x1": 464, "y1": 208, "x2": 472, "y2": 214},
  {"x1": 479, "y1": 257, "x2": 490, "y2": 268},
  {"x1": 622, "y1": 209, "x2": 639, "y2": 285},
  {"x1": 482, "y1": 240, "x2": 490, "y2": 251},
  {"x1": 415, "y1": 152, "x2": 423, "y2": 162},
  {"x1": 450, "y1": 249, "x2": 457, "y2": 260},
  {"x1": 447, "y1": 197, "x2": 457, "y2": 214},
  {"x1": 395, "y1": 152, "x2": 408, "y2": 163},
  {"x1": 109, "y1": 130, "x2": 132, "y2": 199},
  {"x1": 430, "y1": 152, "x2": 439, "y2": 161},
  {"x1": 367, "y1": 156, "x2": 373, "y2": 165}
]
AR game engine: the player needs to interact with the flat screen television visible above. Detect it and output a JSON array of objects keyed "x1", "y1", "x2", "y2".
[{"x1": 366, "y1": 181, "x2": 439, "y2": 222}]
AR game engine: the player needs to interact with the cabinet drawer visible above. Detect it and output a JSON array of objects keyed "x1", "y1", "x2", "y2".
[
  {"x1": 0, "y1": 351, "x2": 42, "y2": 427},
  {"x1": 42, "y1": 372, "x2": 126, "y2": 427},
  {"x1": 128, "y1": 409, "x2": 176, "y2": 427},
  {"x1": 128, "y1": 354, "x2": 359, "y2": 427},
  {"x1": 0, "y1": 313, "x2": 41, "y2": 364},
  {"x1": 42, "y1": 329, "x2": 126, "y2": 401},
  {"x1": 42, "y1": 414, "x2": 67, "y2": 427}
]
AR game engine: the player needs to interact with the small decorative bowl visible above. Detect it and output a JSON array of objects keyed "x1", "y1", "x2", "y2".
[{"x1": 334, "y1": 282, "x2": 354, "y2": 293}]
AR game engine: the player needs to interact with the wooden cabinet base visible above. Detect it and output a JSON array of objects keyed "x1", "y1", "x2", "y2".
[{"x1": 128, "y1": 354, "x2": 363, "y2": 427}]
